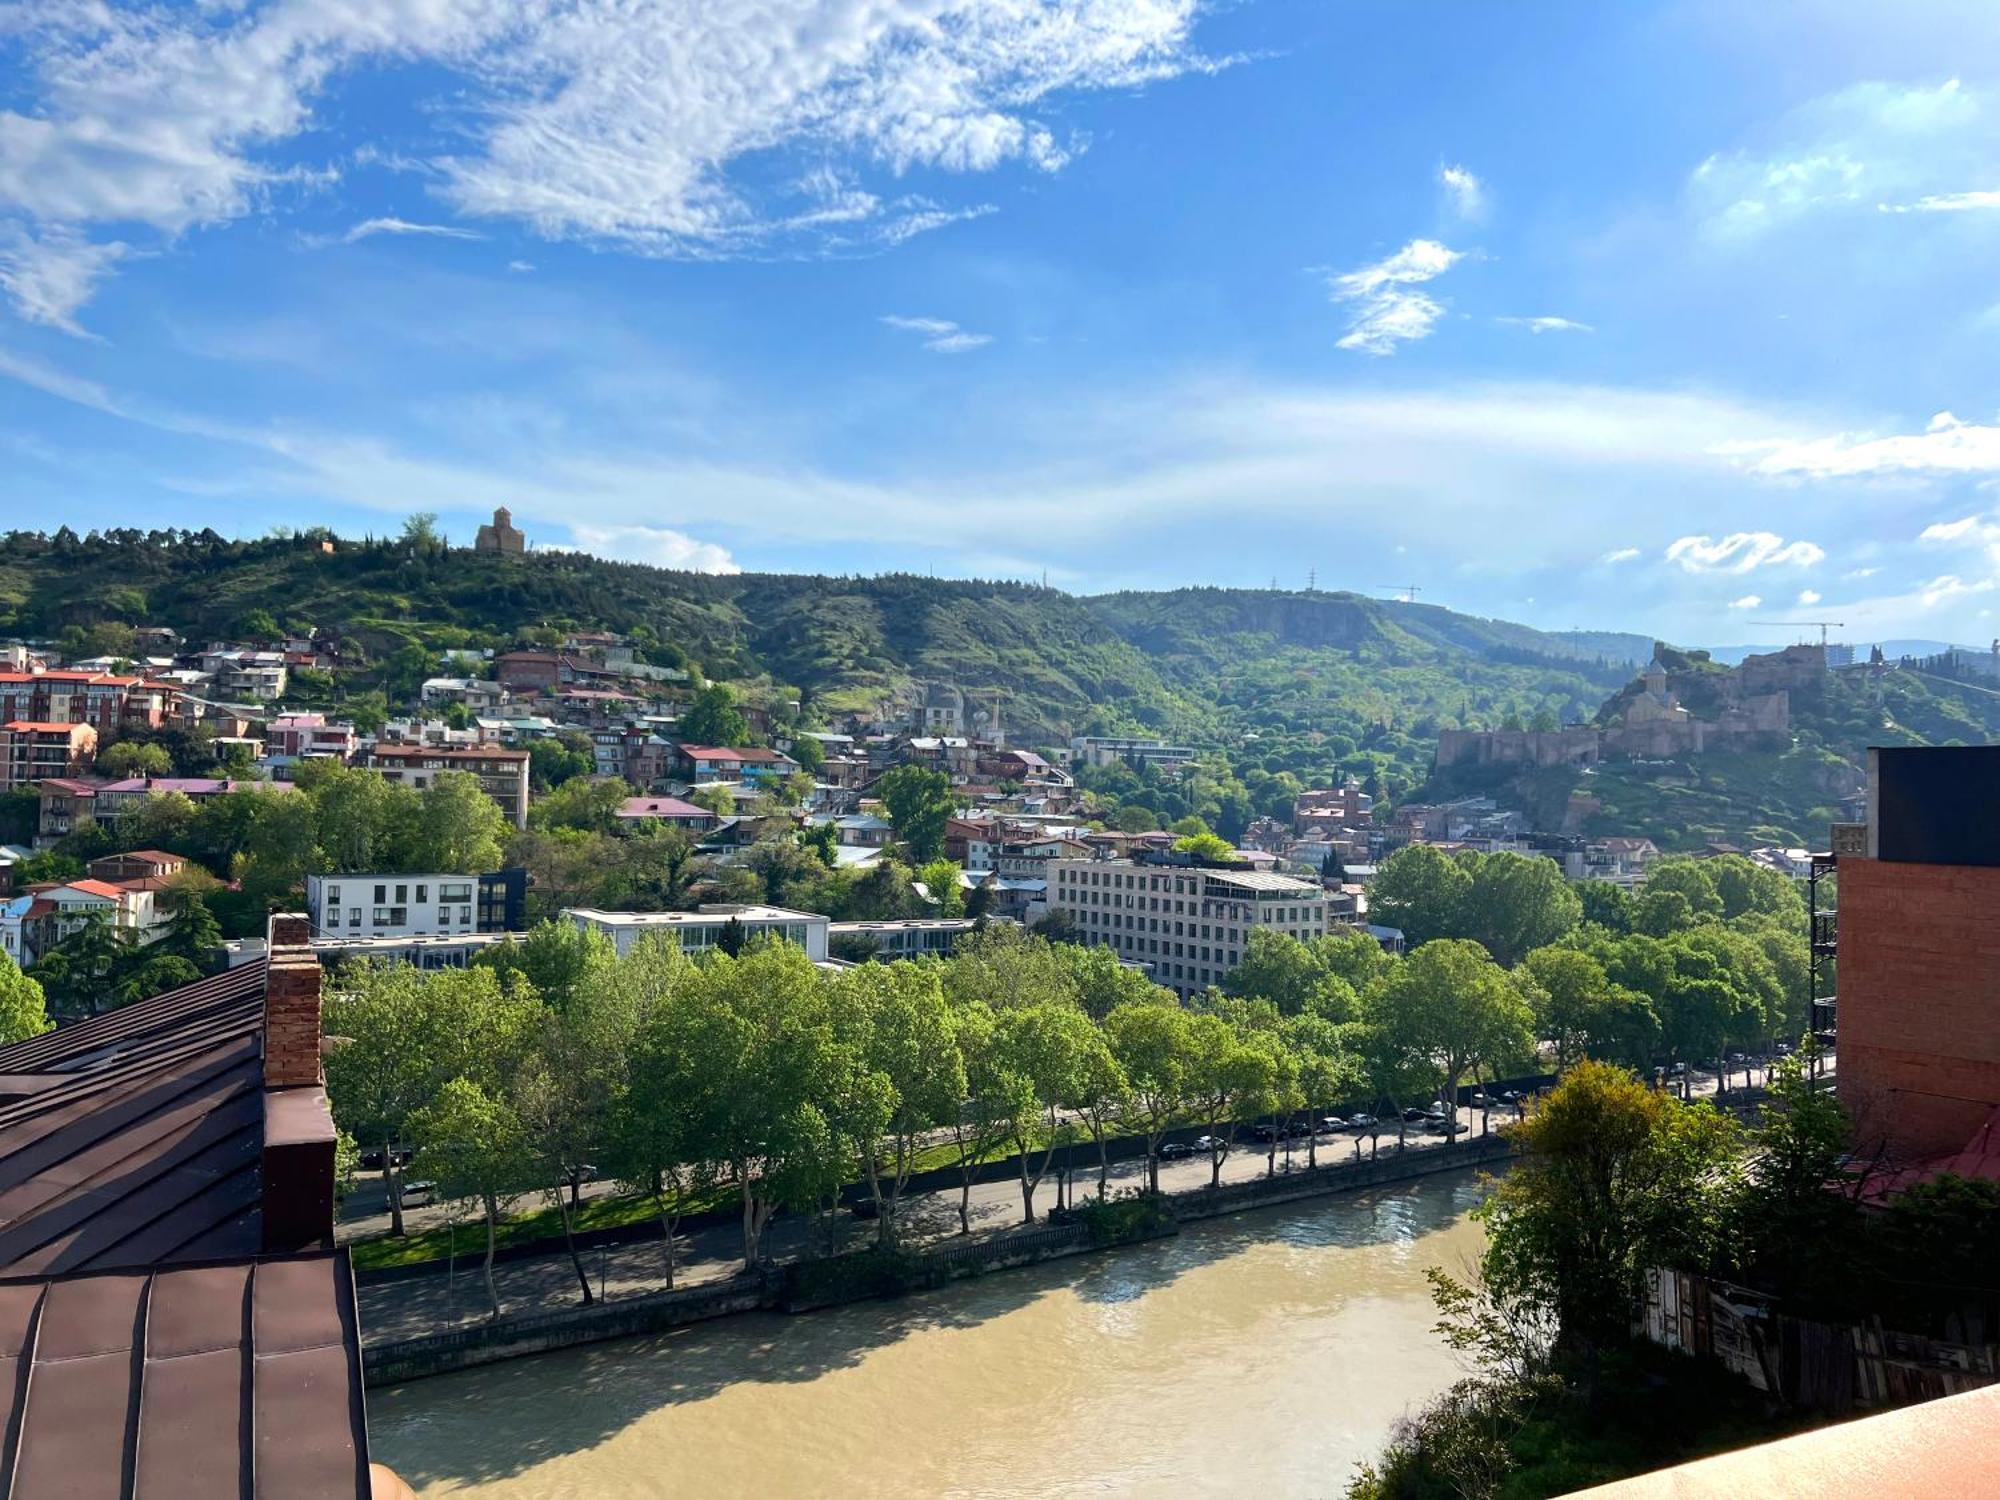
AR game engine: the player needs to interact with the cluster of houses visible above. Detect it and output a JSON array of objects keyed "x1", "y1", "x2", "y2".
[{"x1": 0, "y1": 846, "x2": 188, "y2": 969}]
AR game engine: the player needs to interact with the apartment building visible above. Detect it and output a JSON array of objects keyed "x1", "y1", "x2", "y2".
[
  {"x1": 265, "y1": 712, "x2": 359, "y2": 762},
  {"x1": 364, "y1": 743, "x2": 531, "y2": 828},
  {"x1": 1048, "y1": 854, "x2": 1332, "y2": 995},
  {"x1": 0, "y1": 669, "x2": 172, "y2": 738},
  {"x1": 0, "y1": 721, "x2": 97, "y2": 790},
  {"x1": 303, "y1": 868, "x2": 526, "y2": 940}
]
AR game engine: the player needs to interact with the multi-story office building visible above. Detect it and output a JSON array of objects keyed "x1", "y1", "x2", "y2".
[
  {"x1": 1048, "y1": 854, "x2": 1332, "y2": 994},
  {"x1": 1066, "y1": 735, "x2": 1198, "y2": 772}
]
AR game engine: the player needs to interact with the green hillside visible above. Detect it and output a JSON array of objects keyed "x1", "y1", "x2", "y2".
[
  {"x1": 0, "y1": 528, "x2": 1647, "y2": 802},
  {"x1": 1419, "y1": 651, "x2": 2000, "y2": 849}
]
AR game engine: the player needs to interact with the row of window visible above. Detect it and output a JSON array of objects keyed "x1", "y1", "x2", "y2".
[
  {"x1": 336, "y1": 906, "x2": 476, "y2": 929},
  {"x1": 326, "y1": 882, "x2": 475, "y2": 907}
]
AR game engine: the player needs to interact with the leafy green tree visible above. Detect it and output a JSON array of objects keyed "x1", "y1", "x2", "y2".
[
  {"x1": 789, "y1": 734, "x2": 826, "y2": 775},
  {"x1": 799, "y1": 819, "x2": 840, "y2": 870},
  {"x1": 1059, "y1": 942, "x2": 1171, "y2": 1021},
  {"x1": 324, "y1": 963, "x2": 543, "y2": 1236},
  {"x1": 840, "y1": 962, "x2": 965, "y2": 1243},
  {"x1": 1631, "y1": 886, "x2": 1696, "y2": 938},
  {"x1": 1172, "y1": 830, "x2": 1237, "y2": 862},
  {"x1": 528, "y1": 735, "x2": 595, "y2": 791},
  {"x1": 476, "y1": 919, "x2": 612, "y2": 1013},
  {"x1": 408, "y1": 1079, "x2": 532, "y2": 1317},
  {"x1": 994, "y1": 1002, "x2": 1108, "y2": 1221},
  {"x1": 234, "y1": 791, "x2": 322, "y2": 910},
  {"x1": 877, "y1": 764, "x2": 954, "y2": 864},
  {"x1": 1643, "y1": 859, "x2": 1724, "y2": 922},
  {"x1": 30, "y1": 909, "x2": 132, "y2": 1018},
  {"x1": 298, "y1": 762, "x2": 418, "y2": 872},
  {"x1": 1574, "y1": 880, "x2": 1633, "y2": 933},
  {"x1": 940, "y1": 924, "x2": 1081, "y2": 1012},
  {"x1": 604, "y1": 943, "x2": 711, "y2": 1286},
  {"x1": 1728, "y1": 1057, "x2": 1859, "y2": 1308},
  {"x1": 409, "y1": 770, "x2": 510, "y2": 872},
  {"x1": 1462, "y1": 851, "x2": 1582, "y2": 967},
  {"x1": 1362, "y1": 939, "x2": 1535, "y2": 1132},
  {"x1": 0, "y1": 955, "x2": 51, "y2": 1044},
  {"x1": 1468, "y1": 1060, "x2": 1739, "y2": 1363},
  {"x1": 914, "y1": 857, "x2": 965, "y2": 917},
  {"x1": 0, "y1": 789, "x2": 38, "y2": 846},
  {"x1": 1369, "y1": 843, "x2": 1474, "y2": 947},
  {"x1": 1183, "y1": 1006, "x2": 1279, "y2": 1184},
  {"x1": 1105, "y1": 999, "x2": 1194, "y2": 1190},
  {"x1": 528, "y1": 776, "x2": 630, "y2": 835},
  {"x1": 1519, "y1": 946, "x2": 1658, "y2": 1073},
  {"x1": 689, "y1": 783, "x2": 735, "y2": 819},
  {"x1": 97, "y1": 740, "x2": 172, "y2": 778},
  {"x1": 158, "y1": 893, "x2": 224, "y2": 973},
  {"x1": 113, "y1": 789, "x2": 200, "y2": 856},
  {"x1": 678, "y1": 684, "x2": 750, "y2": 747},
  {"x1": 1222, "y1": 929, "x2": 1358, "y2": 1017}
]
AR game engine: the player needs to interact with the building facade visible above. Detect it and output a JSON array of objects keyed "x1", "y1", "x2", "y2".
[
  {"x1": 1837, "y1": 745, "x2": 2000, "y2": 1164},
  {"x1": 364, "y1": 743, "x2": 531, "y2": 827},
  {"x1": 567, "y1": 903, "x2": 830, "y2": 960},
  {"x1": 303, "y1": 868, "x2": 526, "y2": 940},
  {"x1": 474, "y1": 505, "x2": 526, "y2": 553},
  {"x1": 1048, "y1": 855, "x2": 1332, "y2": 995},
  {"x1": 0, "y1": 721, "x2": 97, "y2": 789}
]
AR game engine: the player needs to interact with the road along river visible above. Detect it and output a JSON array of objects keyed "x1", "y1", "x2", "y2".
[{"x1": 369, "y1": 1168, "x2": 1489, "y2": 1500}]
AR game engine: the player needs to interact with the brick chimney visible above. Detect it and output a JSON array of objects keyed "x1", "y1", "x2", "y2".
[
  {"x1": 262, "y1": 912, "x2": 337, "y2": 1252},
  {"x1": 263, "y1": 912, "x2": 323, "y2": 1088}
]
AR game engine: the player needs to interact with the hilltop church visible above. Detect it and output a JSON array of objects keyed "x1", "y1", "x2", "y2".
[{"x1": 475, "y1": 505, "x2": 526, "y2": 554}]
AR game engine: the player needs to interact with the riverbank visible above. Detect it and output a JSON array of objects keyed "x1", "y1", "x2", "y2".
[
  {"x1": 363, "y1": 1130, "x2": 1511, "y2": 1385},
  {"x1": 368, "y1": 1167, "x2": 1493, "y2": 1499}
]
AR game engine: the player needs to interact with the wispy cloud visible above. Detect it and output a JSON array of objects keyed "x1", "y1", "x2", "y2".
[
  {"x1": 0, "y1": 226, "x2": 129, "y2": 337},
  {"x1": 1879, "y1": 189, "x2": 2000, "y2": 213},
  {"x1": 341, "y1": 218, "x2": 485, "y2": 244},
  {"x1": 1666, "y1": 532, "x2": 1825, "y2": 573},
  {"x1": 1728, "y1": 595, "x2": 1762, "y2": 610},
  {"x1": 1497, "y1": 315, "x2": 1593, "y2": 335},
  {"x1": 1723, "y1": 411, "x2": 2000, "y2": 479},
  {"x1": 1439, "y1": 163, "x2": 1484, "y2": 219},
  {"x1": 0, "y1": 1, "x2": 1223, "y2": 323},
  {"x1": 1601, "y1": 546, "x2": 1642, "y2": 564},
  {"x1": 881, "y1": 315, "x2": 993, "y2": 354},
  {"x1": 1327, "y1": 239, "x2": 1463, "y2": 355},
  {"x1": 507, "y1": 260, "x2": 535, "y2": 273}
]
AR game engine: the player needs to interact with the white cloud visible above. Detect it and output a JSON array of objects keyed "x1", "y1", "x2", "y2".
[
  {"x1": 341, "y1": 218, "x2": 484, "y2": 244},
  {"x1": 1439, "y1": 163, "x2": 1484, "y2": 219},
  {"x1": 1729, "y1": 594, "x2": 1762, "y2": 610},
  {"x1": 1327, "y1": 239, "x2": 1463, "y2": 355},
  {"x1": 0, "y1": 0, "x2": 1221, "y2": 323},
  {"x1": 1601, "y1": 547, "x2": 1642, "y2": 564},
  {"x1": 1497, "y1": 315, "x2": 1593, "y2": 334},
  {"x1": 1798, "y1": 589, "x2": 1821, "y2": 605},
  {"x1": 1845, "y1": 566, "x2": 1880, "y2": 579},
  {"x1": 1689, "y1": 78, "x2": 1989, "y2": 239},
  {"x1": 1666, "y1": 532, "x2": 1826, "y2": 573},
  {"x1": 1726, "y1": 410, "x2": 2000, "y2": 479},
  {"x1": 0, "y1": 225, "x2": 128, "y2": 336},
  {"x1": 1880, "y1": 189, "x2": 2000, "y2": 213},
  {"x1": 566, "y1": 523, "x2": 738, "y2": 574},
  {"x1": 507, "y1": 260, "x2": 535, "y2": 273},
  {"x1": 882, "y1": 314, "x2": 993, "y2": 353}
]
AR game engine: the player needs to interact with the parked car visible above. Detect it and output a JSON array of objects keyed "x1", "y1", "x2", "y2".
[
  {"x1": 1251, "y1": 1124, "x2": 1281, "y2": 1143},
  {"x1": 359, "y1": 1146, "x2": 414, "y2": 1172},
  {"x1": 401, "y1": 1179, "x2": 436, "y2": 1205},
  {"x1": 1469, "y1": 1091, "x2": 1489, "y2": 1108},
  {"x1": 1320, "y1": 1115, "x2": 1348, "y2": 1132},
  {"x1": 1437, "y1": 1122, "x2": 1469, "y2": 1137},
  {"x1": 1347, "y1": 1113, "x2": 1378, "y2": 1130},
  {"x1": 1159, "y1": 1140, "x2": 1198, "y2": 1160},
  {"x1": 1498, "y1": 1090, "x2": 1523, "y2": 1104},
  {"x1": 1401, "y1": 1106, "x2": 1431, "y2": 1123},
  {"x1": 1193, "y1": 1135, "x2": 1225, "y2": 1154}
]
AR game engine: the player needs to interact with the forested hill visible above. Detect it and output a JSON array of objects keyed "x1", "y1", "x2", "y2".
[{"x1": 2, "y1": 526, "x2": 1648, "y2": 788}]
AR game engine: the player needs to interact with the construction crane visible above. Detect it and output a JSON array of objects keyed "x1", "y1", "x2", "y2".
[
  {"x1": 1749, "y1": 619, "x2": 1846, "y2": 648},
  {"x1": 1378, "y1": 584, "x2": 1423, "y2": 603}
]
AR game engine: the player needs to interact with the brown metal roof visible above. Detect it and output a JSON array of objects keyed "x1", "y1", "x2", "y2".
[
  {"x1": 0, "y1": 962, "x2": 271, "y2": 1276},
  {"x1": 0, "y1": 1250, "x2": 371, "y2": 1498}
]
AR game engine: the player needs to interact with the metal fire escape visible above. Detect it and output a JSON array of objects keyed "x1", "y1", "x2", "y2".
[{"x1": 1807, "y1": 823, "x2": 1865, "y2": 1079}]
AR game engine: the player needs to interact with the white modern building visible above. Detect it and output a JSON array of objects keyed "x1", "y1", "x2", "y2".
[
  {"x1": 1047, "y1": 856, "x2": 1332, "y2": 995},
  {"x1": 1066, "y1": 735, "x2": 1198, "y2": 772},
  {"x1": 306, "y1": 873, "x2": 485, "y2": 940},
  {"x1": 827, "y1": 917, "x2": 1000, "y2": 960},
  {"x1": 566, "y1": 904, "x2": 831, "y2": 961}
]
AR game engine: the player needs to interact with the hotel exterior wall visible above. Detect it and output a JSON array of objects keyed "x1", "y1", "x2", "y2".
[{"x1": 1837, "y1": 855, "x2": 2000, "y2": 1160}]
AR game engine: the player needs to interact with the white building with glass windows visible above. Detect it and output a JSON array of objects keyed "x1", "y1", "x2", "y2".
[
  {"x1": 1046, "y1": 856, "x2": 1331, "y2": 996},
  {"x1": 565, "y1": 904, "x2": 830, "y2": 961},
  {"x1": 305, "y1": 873, "x2": 485, "y2": 940}
]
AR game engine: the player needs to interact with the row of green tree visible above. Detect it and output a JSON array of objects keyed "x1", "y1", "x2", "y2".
[{"x1": 326, "y1": 921, "x2": 1552, "y2": 1312}]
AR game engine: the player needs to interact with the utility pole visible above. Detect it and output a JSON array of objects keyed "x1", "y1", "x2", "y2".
[
  {"x1": 1378, "y1": 583, "x2": 1422, "y2": 604},
  {"x1": 1749, "y1": 620, "x2": 1846, "y2": 648}
]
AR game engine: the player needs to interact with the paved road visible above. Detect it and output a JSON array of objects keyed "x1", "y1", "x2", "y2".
[{"x1": 355, "y1": 1053, "x2": 1831, "y2": 1346}]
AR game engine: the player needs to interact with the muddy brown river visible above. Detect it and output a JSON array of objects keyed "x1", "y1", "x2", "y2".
[{"x1": 369, "y1": 1170, "x2": 1487, "y2": 1499}]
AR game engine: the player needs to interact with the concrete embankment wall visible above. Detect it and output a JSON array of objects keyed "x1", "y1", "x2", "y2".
[{"x1": 362, "y1": 1131, "x2": 1512, "y2": 1387}]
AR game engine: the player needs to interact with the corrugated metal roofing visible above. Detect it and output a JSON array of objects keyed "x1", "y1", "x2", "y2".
[
  {"x1": 0, "y1": 962, "x2": 271, "y2": 1276},
  {"x1": 0, "y1": 1251, "x2": 370, "y2": 1498}
]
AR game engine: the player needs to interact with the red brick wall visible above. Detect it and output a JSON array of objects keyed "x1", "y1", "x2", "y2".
[{"x1": 1838, "y1": 856, "x2": 2000, "y2": 1159}]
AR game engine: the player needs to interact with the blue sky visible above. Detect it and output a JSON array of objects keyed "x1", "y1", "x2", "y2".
[{"x1": 4, "y1": 0, "x2": 2000, "y2": 647}]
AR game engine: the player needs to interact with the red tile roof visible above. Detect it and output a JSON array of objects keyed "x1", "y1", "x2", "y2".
[
  {"x1": 60, "y1": 878, "x2": 129, "y2": 900},
  {"x1": 0, "y1": 721, "x2": 91, "y2": 734}
]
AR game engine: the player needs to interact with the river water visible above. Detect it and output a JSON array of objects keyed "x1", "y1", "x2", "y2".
[{"x1": 370, "y1": 1170, "x2": 1488, "y2": 1500}]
